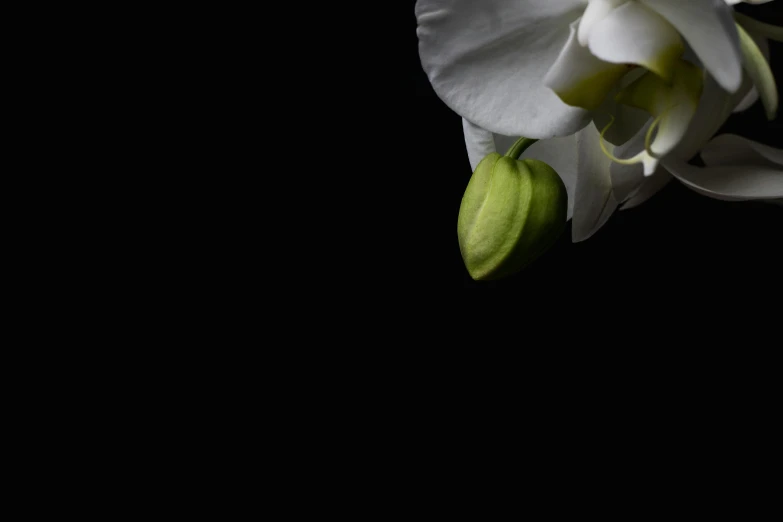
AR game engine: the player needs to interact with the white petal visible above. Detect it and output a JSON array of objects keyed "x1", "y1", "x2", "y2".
[
  {"x1": 587, "y1": 1, "x2": 684, "y2": 81},
  {"x1": 417, "y1": 0, "x2": 591, "y2": 138},
  {"x1": 462, "y1": 118, "x2": 497, "y2": 171},
  {"x1": 664, "y1": 159, "x2": 783, "y2": 200},
  {"x1": 544, "y1": 20, "x2": 628, "y2": 110},
  {"x1": 620, "y1": 170, "x2": 673, "y2": 210},
  {"x1": 701, "y1": 134, "x2": 783, "y2": 167},
  {"x1": 640, "y1": 0, "x2": 742, "y2": 92},
  {"x1": 494, "y1": 134, "x2": 579, "y2": 220},
  {"x1": 572, "y1": 122, "x2": 618, "y2": 241}
]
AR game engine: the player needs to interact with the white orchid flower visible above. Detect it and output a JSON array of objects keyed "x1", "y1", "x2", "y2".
[{"x1": 417, "y1": 0, "x2": 782, "y2": 253}]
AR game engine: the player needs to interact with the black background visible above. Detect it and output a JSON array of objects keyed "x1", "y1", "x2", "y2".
[{"x1": 411, "y1": 1, "x2": 783, "y2": 294}]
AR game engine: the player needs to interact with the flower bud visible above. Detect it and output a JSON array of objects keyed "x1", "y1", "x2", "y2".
[{"x1": 457, "y1": 153, "x2": 567, "y2": 280}]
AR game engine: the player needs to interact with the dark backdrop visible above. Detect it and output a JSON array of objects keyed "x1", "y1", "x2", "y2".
[{"x1": 411, "y1": 1, "x2": 783, "y2": 294}]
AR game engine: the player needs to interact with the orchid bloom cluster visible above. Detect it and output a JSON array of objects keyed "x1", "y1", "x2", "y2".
[{"x1": 416, "y1": 0, "x2": 783, "y2": 280}]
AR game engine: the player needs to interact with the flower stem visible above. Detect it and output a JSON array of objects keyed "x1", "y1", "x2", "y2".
[{"x1": 504, "y1": 137, "x2": 537, "y2": 160}]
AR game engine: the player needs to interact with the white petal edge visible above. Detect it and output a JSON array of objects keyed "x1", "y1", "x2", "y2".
[
  {"x1": 664, "y1": 158, "x2": 783, "y2": 201},
  {"x1": 701, "y1": 134, "x2": 783, "y2": 168}
]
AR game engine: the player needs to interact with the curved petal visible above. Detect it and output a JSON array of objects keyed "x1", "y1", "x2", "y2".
[
  {"x1": 462, "y1": 120, "x2": 579, "y2": 219},
  {"x1": 417, "y1": 0, "x2": 591, "y2": 138},
  {"x1": 664, "y1": 158, "x2": 783, "y2": 200},
  {"x1": 701, "y1": 134, "x2": 783, "y2": 168},
  {"x1": 640, "y1": 0, "x2": 742, "y2": 92},
  {"x1": 732, "y1": 27, "x2": 768, "y2": 112},
  {"x1": 620, "y1": 170, "x2": 673, "y2": 210},
  {"x1": 736, "y1": 23, "x2": 778, "y2": 120},
  {"x1": 572, "y1": 122, "x2": 618, "y2": 241},
  {"x1": 578, "y1": 0, "x2": 627, "y2": 46},
  {"x1": 587, "y1": 1, "x2": 684, "y2": 81},
  {"x1": 544, "y1": 20, "x2": 628, "y2": 110}
]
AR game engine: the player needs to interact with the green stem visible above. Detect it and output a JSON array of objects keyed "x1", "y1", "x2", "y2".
[{"x1": 504, "y1": 137, "x2": 537, "y2": 160}]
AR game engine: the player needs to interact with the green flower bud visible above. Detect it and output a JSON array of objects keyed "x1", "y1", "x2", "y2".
[{"x1": 457, "y1": 142, "x2": 567, "y2": 281}]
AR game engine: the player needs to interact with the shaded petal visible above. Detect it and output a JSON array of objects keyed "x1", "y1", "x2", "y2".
[
  {"x1": 621, "y1": 170, "x2": 673, "y2": 210},
  {"x1": 664, "y1": 159, "x2": 783, "y2": 200},
  {"x1": 640, "y1": 0, "x2": 742, "y2": 92},
  {"x1": 544, "y1": 20, "x2": 627, "y2": 110},
  {"x1": 668, "y1": 73, "x2": 738, "y2": 161},
  {"x1": 734, "y1": 86, "x2": 760, "y2": 112},
  {"x1": 593, "y1": 68, "x2": 651, "y2": 146},
  {"x1": 588, "y1": 1, "x2": 684, "y2": 81},
  {"x1": 701, "y1": 134, "x2": 783, "y2": 167},
  {"x1": 462, "y1": 118, "x2": 497, "y2": 171},
  {"x1": 732, "y1": 27, "x2": 768, "y2": 112},
  {"x1": 417, "y1": 0, "x2": 591, "y2": 137},
  {"x1": 736, "y1": 22, "x2": 778, "y2": 120},
  {"x1": 572, "y1": 122, "x2": 618, "y2": 241},
  {"x1": 610, "y1": 120, "x2": 651, "y2": 202}
]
